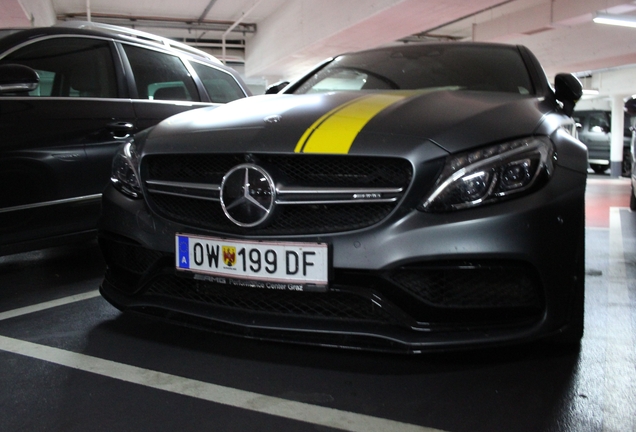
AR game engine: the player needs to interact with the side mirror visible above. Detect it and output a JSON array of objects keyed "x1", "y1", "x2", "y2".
[
  {"x1": 625, "y1": 96, "x2": 636, "y2": 116},
  {"x1": 265, "y1": 81, "x2": 290, "y2": 95},
  {"x1": 0, "y1": 64, "x2": 39, "y2": 94},
  {"x1": 554, "y1": 73, "x2": 583, "y2": 117}
]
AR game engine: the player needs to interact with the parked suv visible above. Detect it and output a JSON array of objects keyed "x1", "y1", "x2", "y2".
[
  {"x1": 573, "y1": 110, "x2": 631, "y2": 175},
  {"x1": 0, "y1": 22, "x2": 250, "y2": 255}
]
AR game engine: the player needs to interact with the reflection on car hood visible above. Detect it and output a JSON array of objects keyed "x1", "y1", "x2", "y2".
[{"x1": 147, "y1": 90, "x2": 550, "y2": 156}]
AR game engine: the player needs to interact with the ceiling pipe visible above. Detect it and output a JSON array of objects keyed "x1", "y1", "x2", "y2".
[
  {"x1": 409, "y1": 0, "x2": 517, "y2": 40},
  {"x1": 222, "y1": 0, "x2": 264, "y2": 64},
  {"x1": 58, "y1": 14, "x2": 256, "y2": 34},
  {"x1": 198, "y1": 0, "x2": 220, "y2": 23}
]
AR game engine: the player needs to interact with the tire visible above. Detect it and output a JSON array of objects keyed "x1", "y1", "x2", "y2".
[
  {"x1": 590, "y1": 164, "x2": 607, "y2": 174},
  {"x1": 630, "y1": 185, "x2": 636, "y2": 211},
  {"x1": 548, "y1": 215, "x2": 585, "y2": 348},
  {"x1": 557, "y1": 279, "x2": 585, "y2": 346},
  {"x1": 622, "y1": 150, "x2": 632, "y2": 177}
]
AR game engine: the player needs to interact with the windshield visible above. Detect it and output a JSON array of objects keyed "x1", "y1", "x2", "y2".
[{"x1": 293, "y1": 44, "x2": 535, "y2": 95}]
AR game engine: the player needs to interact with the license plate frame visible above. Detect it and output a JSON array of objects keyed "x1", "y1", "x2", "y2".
[{"x1": 175, "y1": 234, "x2": 330, "y2": 291}]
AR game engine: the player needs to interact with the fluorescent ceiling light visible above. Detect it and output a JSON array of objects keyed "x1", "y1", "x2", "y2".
[
  {"x1": 593, "y1": 12, "x2": 636, "y2": 28},
  {"x1": 582, "y1": 89, "x2": 599, "y2": 95}
]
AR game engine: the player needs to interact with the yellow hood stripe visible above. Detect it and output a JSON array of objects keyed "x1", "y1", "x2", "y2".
[{"x1": 295, "y1": 93, "x2": 408, "y2": 154}]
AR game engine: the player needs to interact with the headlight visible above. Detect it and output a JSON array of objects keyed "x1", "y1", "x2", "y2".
[
  {"x1": 111, "y1": 142, "x2": 142, "y2": 198},
  {"x1": 421, "y1": 137, "x2": 554, "y2": 212}
]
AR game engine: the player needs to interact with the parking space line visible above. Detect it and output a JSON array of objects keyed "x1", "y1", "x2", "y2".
[
  {"x1": 0, "y1": 290, "x2": 101, "y2": 322},
  {"x1": 602, "y1": 208, "x2": 636, "y2": 431},
  {"x1": 0, "y1": 334, "x2": 444, "y2": 432},
  {"x1": 0, "y1": 290, "x2": 443, "y2": 431}
]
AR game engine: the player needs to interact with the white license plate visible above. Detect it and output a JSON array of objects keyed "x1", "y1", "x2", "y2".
[{"x1": 175, "y1": 234, "x2": 329, "y2": 288}]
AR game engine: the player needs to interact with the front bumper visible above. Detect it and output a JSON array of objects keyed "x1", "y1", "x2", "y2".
[{"x1": 98, "y1": 166, "x2": 586, "y2": 353}]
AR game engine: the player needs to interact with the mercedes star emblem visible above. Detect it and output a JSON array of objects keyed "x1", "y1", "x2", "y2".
[{"x1": 220, "y1": 164, "x2": 275, "y2": 227}]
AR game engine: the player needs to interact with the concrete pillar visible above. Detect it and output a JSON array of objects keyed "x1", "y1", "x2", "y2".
[{"x1": 610, "y1": 95, "x2": 625, "y2": 177}]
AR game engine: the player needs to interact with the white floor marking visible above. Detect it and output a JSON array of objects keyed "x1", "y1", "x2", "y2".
[
  {"x1": 0, "y1": 334, "x2": 444, "y2": 432},
  {"x1": 0, "y1": 292, "x2": 445, "y2": 431},
  {"x1": 0, "y1": 290, "x2": 101, "y2": 321},
  {"x1": 602, "y1": 208, "x2": 636, "y2": 432}
]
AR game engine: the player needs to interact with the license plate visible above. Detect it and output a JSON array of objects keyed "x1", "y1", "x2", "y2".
[{"x1": 175, "y1": 234, "x2": 329, "y2": 289}]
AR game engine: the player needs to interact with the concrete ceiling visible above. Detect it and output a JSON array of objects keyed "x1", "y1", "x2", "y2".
[{"x1": 3, "y1": 0, "x2": 636, "y2": 100}]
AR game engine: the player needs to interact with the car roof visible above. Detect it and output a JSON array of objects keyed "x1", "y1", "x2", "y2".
[
  {"x1": 58, "y1": 21, "x2": 222, "y2": 64},
  {"x1": 337, "y1": 40, "x2": 524, "y2": 56},
  {"x1": 0, "y1": 21, "x2": 221, "y2": 65}
]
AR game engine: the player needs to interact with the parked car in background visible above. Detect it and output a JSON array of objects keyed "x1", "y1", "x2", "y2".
[
  {"x1": 573, "y1": 109, "x2": 631, "y2": 175},
  {"x1": 98, "y1": 42, "x2": 587, "y2": 352},
  {"x1": 625, "y1": 96, "x2": 636, "y2": 209},
  {"x1": 0, "y1": 22, "x2": 250, "y2": 256}
]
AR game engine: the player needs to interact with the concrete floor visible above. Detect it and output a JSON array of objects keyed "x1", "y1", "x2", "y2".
[{"x1": 0, "y1": 175, "x2": 634, "y2": 432}]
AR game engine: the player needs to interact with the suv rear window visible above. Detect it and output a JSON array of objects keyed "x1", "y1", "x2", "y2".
[{"x1": 189, "y1": 61, "x2": 245, "y2": 103}]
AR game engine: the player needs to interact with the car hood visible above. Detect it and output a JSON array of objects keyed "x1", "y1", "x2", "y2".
[{"x1": 145, "y1": 90, "x2": 552, "y2": 157}]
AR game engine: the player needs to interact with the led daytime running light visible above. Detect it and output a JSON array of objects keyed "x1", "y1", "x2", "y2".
[{"x1": 422, "y1": 138, "x2": 553, "y2": 212}]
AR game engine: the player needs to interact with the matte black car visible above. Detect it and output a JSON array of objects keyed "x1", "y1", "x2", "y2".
[
  {"x1": 98, "y1": 42, "x2": 586, "y2": 353},
  {"x1": 573, "y1": 109, "x2": 631, "y2": 175},
  {"x1": 0, "y1": 22, "x2": 249, "y2": 255}
]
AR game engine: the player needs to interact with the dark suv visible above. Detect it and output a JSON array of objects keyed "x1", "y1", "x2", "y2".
[
  {"x1": 0, "y1": 22, "x2": 250, "y2": 255},
  {"x1": 573, "y1": 110, "x2": 631, "y2": 175},
  {"x1": 625, "y1": 97, "x2": 636, "y2": 209}
]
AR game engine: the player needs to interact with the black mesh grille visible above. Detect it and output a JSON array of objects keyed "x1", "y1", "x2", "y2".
[
  {"x1": 146, "y1": 154, "x2": 243, "y2": 184},
  {"x1": 149, "y1": 193, "x2": 395, "y2": 235},
  {"x1": 265, "y1": 154, "x2": 412, "y2": 187},
  {"x1": 142, "y1": 154, "x2": 412, "y2": 235},
  {"x1": 145, "y1": 274, "x2": 399, "y2": 324},
  {"x1": 145, "y1": 154, "x2": 412, "y2": 187},
  {"x1": 99, "y1": 234, "x2": 163, "y2": 277},
  {"x1": 390, "y1": 265, "x2": 541, "y2": 309},
  {"x1": 99, "y1": 233, "x2": 166, "y2": 294}
]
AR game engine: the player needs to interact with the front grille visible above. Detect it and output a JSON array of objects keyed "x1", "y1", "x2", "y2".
[
  {"x1": 145, "y1": 154, "x2": 412, "y2": 187},
  {"x1": 146, "y1": 154, "x2": 242, "y2": 184},
  {"x1": 142, "y1": 154, "x2": 412, "y2": 235},
  {"x1": 145, "y1": 274, "x2": 399, "y2": 324},
  {"x1": 149, "y1": 194, "x2": 396, "y2": 235}
]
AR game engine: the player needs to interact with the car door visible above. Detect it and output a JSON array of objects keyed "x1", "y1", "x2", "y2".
[{"x1": 0, "y1": 36, "x2": 135, "y2": 249}]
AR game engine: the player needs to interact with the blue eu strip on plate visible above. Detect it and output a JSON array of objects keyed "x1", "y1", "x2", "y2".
[{"x1": 177, "y1": 235, "x2": 189, "y2": 269}]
